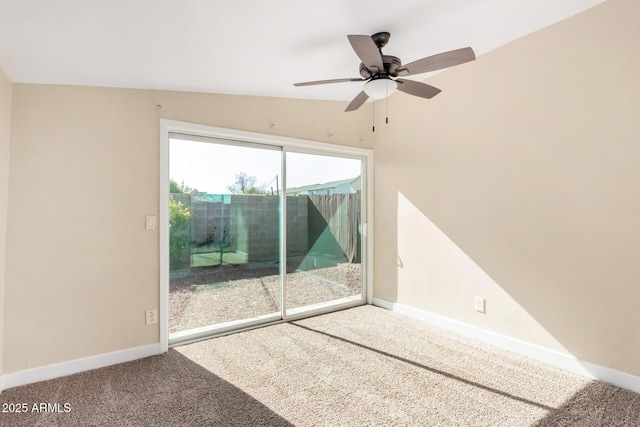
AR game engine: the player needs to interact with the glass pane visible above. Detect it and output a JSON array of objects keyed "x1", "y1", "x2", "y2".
[
  {"x1": 285, "y1": 152, "x2": 363, "y2": 314},
  {"x1": 169, "y1": 137, "x2": 282, "y2": 335}
]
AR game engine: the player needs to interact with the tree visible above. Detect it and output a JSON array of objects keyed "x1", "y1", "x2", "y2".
[
  {"x1": 226, "y1": 173, "x2": 266, "y2": 195},
  {"x1": 169, "y1": 199, "x2": 191, "y2": 269},
  {"x1": 170, "y1": 179, "x2": 198, "y2": 194},
  {"x1": 169, "y1": 179, "x2": 183, "y2": 193}
]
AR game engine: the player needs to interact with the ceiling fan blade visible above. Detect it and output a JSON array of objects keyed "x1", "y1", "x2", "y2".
[
  {"x1": 294, "y1": 78, "x2": 365, "y2": 87},
  {"x1": 396, "y1": 79, "x2": 441, "y2": 99},
  {"x1": 396, "y1": 47, "x2": 476, "y2": 76},
  {"x1": 345, "y1": 91, "x2": 369, "y2": 112},
  {"x1": 347, "y1": 35, "x2": 384, "y2": 73}
]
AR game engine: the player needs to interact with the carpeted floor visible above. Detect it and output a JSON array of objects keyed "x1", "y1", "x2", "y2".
[{"x1": 2, "y1": 305, "x2": 639, "y2": 426}]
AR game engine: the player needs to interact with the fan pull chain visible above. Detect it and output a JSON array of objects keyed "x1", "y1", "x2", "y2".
[
  {"x1": 372, "y1": 99, "x2": 375, "y2": 132},
  {"x1": 385, "y1": 99, "x2": 389, "y2": 124},
  {"x1": 386, "y1": 81, "x2": 389, "y2": 125}
]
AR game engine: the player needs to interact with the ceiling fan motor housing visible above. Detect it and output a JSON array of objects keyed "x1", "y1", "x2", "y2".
[{"x1": 359, "y1": 55, "x2": 402, "y2": 78}]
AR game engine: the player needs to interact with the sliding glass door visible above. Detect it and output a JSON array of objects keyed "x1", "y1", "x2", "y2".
[
  {"x1": 169, "y1": 135, "x2": 282, "y2": 341},
  {"x1": 284, "y1": 152, "x2": 363, "y2": 316},
  {"x1": 165, "y1": 128, "x2": 368, "y2": 344}
]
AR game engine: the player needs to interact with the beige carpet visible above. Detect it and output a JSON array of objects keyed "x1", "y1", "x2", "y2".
[{"x1": 2, "y1": 305, "x2": 639, "y2": 426}]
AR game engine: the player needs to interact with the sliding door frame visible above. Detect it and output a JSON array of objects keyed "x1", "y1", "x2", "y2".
[{"x1": 159, "y1": 119, "x2": 373, "y2": 351}]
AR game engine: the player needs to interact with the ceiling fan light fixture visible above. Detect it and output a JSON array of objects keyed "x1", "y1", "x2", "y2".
[{"x1": 363, "y1": 78, "x2": 397, "y2": 99}]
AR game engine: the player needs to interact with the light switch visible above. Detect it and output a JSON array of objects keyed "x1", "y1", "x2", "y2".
[{"x1": 145, "y1": 215, "x2": 156, "y2": 230}]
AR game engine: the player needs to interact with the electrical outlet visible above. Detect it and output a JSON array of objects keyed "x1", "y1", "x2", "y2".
[
  {"x1": 145, "y1": 309, "x2": 158, "y2": 325},
  {"x1": 474, "y1": 297, "x2": 486, "y2": 314}
]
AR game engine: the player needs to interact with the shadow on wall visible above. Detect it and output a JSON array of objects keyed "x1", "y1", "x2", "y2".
[
  {"x1": 394, "y1": 191, "x2": 572, "y2": 354},
  {"x1": 372, "y1": 0, "x2": 640, "y2": 380},
  {"x1": 386, "y1": 175, "x2": 640, "y2": 378}
]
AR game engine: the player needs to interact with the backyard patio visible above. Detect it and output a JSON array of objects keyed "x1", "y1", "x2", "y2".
[{"x1": 169, "y1": 256, "x2": 361, "y2": 333}]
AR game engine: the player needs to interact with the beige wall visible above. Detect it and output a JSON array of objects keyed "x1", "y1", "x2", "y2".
[
  {"x1": 4, "y1": 0, "x2": 640, "y2": 380},
  {"x1": 374, "y1": 0, "x2": 640, "y2": 375},
  {"x1": 0, "y1": 67, "x2": 12, "y2": 376},
  {"x1": 4, "y1": 84, "x2": 371, "y2": 373}
]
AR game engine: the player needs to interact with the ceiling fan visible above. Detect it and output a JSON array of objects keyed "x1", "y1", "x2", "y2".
[{"x1": 294, "y1": 32, "x2": 476, "y2": 112}]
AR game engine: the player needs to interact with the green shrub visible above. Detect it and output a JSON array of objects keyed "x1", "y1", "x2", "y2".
[{"x1": 169, "y1": 198, "x2": 191, "y2": 269}]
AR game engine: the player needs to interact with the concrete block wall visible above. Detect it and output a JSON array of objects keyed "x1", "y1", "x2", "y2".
[
  {"x1": 286, "y1": 195, "x2": 308, "y2": 257},
  {"x1": 191, "y1": 198, "x2": 231, "y2": 245},
  {"x1": 238, "y1": 195, "x2": 279, "y2": 261},
  {"x1": 172, "y1": 193, "x2": 311, "y2": 263}
]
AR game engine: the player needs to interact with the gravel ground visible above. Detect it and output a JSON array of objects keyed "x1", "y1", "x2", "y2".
[{"x1": 170, "y1": 262, "x2": 361, "y2": 333}]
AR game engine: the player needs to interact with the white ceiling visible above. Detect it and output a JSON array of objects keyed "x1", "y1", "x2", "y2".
[{"x1": 0, "y1": 0, "x2": 605, "y2": 102}]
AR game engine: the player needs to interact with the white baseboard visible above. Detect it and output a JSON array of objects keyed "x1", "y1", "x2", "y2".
[
  {"x1": 2, "y1": 343, "x2": 162, "y2": 391},
  {"x1": 372, "y1": 298, "x2": 640, "y2": 395},
  {"x1": 4, "y1": 303, "x2": 640, "y2": 396}
]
